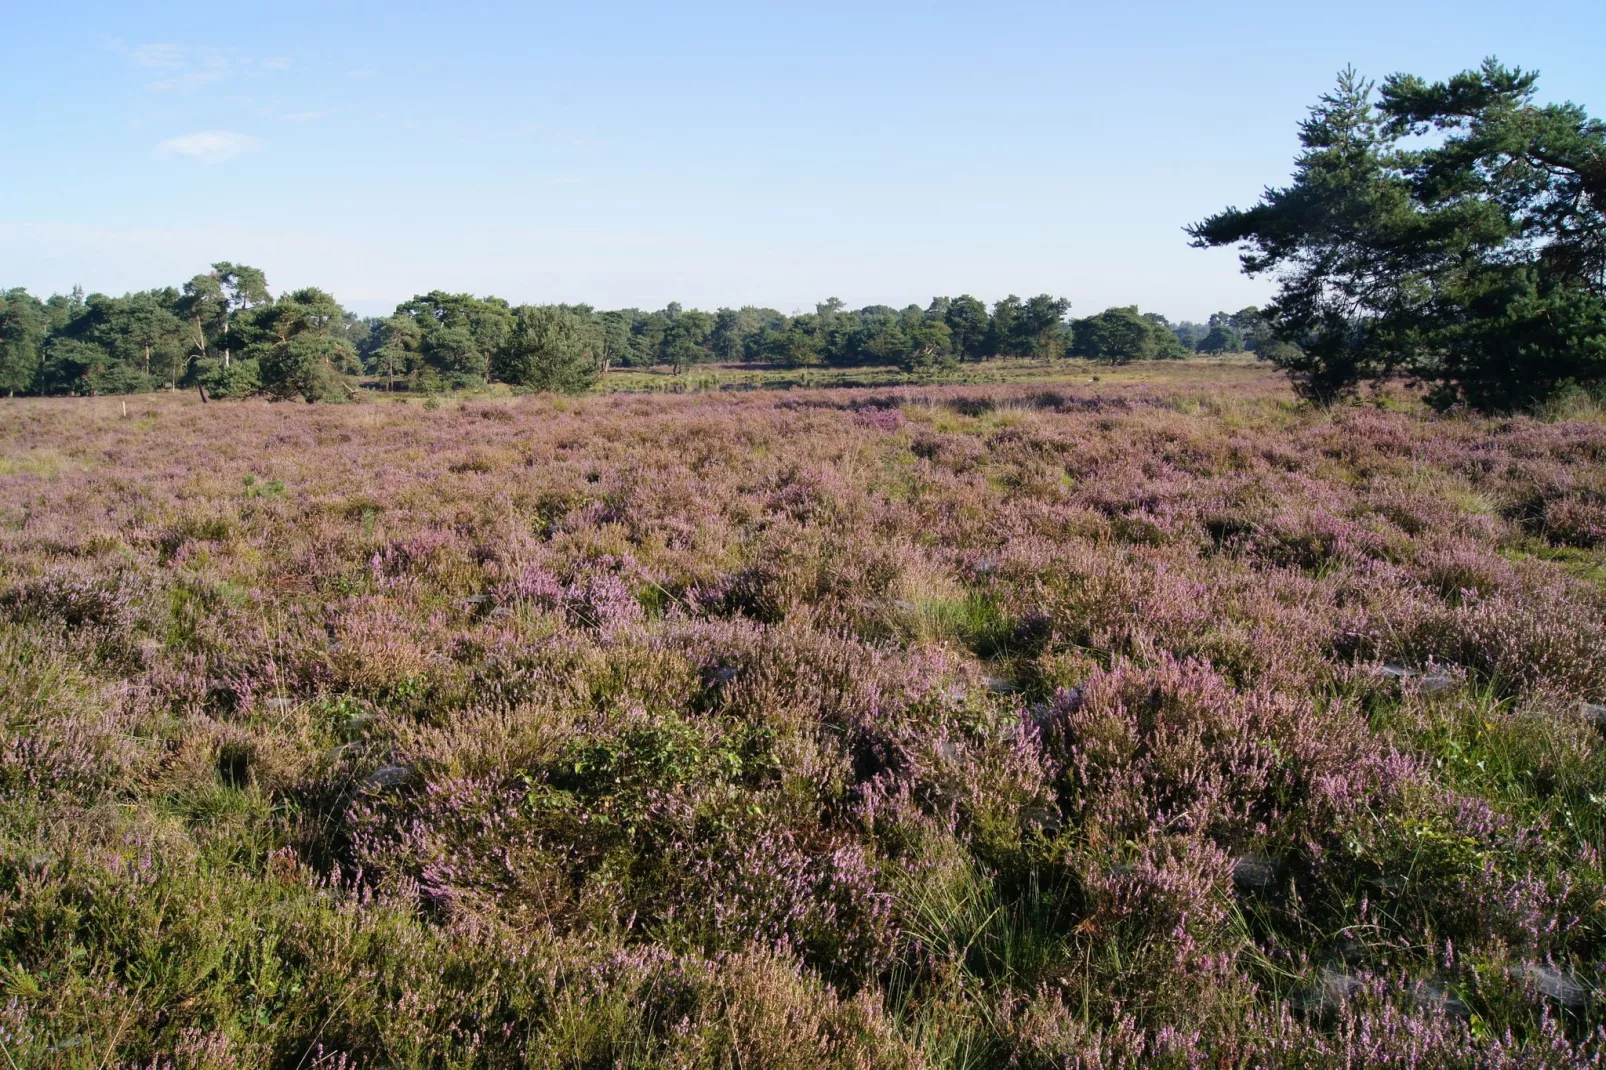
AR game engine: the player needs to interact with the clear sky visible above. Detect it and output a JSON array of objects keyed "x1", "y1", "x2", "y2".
[{"x1": 3, "y1": 1, "x2": 1603, "y2": 320}]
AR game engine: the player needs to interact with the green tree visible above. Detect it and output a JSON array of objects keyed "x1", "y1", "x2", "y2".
[
  {"x1": 95, "y1": 290, "x2": 184, "y2": 382},
  {"x1": 989, "y1": 295, "x2": 1025, "y2": 356},
  {"x1": 399, "y1": 291, "x2": 512, "y2": 388},
  {"x1": 373, "y1": 312, "x2": 422, "y2": 392},
  {"x1": 812, "y1": 298, "x2": 852, "y2": 360},
  {"x1": 41, "y1": 337, "x2": 112, "y2": 394},
  {"x1": 904, "y1": 317, "x2": 955, "y2": 372},
  {"x1": 1070, "y1": 306, "x2": 1160, "y2": 363},
  {"x1": 1142, "y1": 313, "x2": 1193, "y2": 359},
  {"x1": 1190, "y1": 60, "x2": 1606, "y2": 410},
  {"x1": 254, "y1": 288, "x2": 358, "y2": 401},
  {"x1": 660, "y1": 308, "x2": 714, "y2": 375},
  {"x1": 179, "y1": 273, "x2": 227, "y2": 381},
  {"x1": 861, "y1": 319, "x2": 911, "y2": 365},
  {"x1": 1223, "y1": 307, "x2": 1271, "y2": 352},
  {"x1": 629, "y1": 306, "x2": 673, "y2": 366},
  {"x1": 43, "y1": 287, "x2": 86, "y2": 332},
  {"x1": 758, "y1": 321, "x2": 822, "y2": 367},
  {"x1": 942, "y1": 294, "x2": 991, "y2": 360},
  {"x1": 0, "y1": 288, "x2": 47, "y2": 395},
  {"x1": 493, "y1": 304, "x2": 604, "y2": 393},
  {"x1": 710, "y1": 306, "x2": 772, "y2": 364},
  {"x1": 1197, "y1": 323, "x2": 1244, "y2": 354},
  {"x1": 31, "y1": 290, "x2": 167, "y2": 394},
  {"x1": 599, "y1": 310, "x2": 636, "y2": 373},
  {"x1": 173, "y1": 263, "x2": 271, "y2": 377},
  {"x1": 212, "y1": 263, "x2": 269, "y2": 368},
  {"x1": 1020, "y1": 295, "x2": 1072, "y2": 358}
]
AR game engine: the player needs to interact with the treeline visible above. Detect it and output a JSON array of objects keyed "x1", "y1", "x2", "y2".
[{"x1": 0, "y1": 271, "x2": 1266, "y2": 400}]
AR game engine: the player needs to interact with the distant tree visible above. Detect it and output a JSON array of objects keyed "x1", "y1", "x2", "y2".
[
  {"x1": 399, "y1": 291, "x2": 512, "y2": 388},
  {"x1": 494, "y1": 304, "x2": 604, "y2": 393},
  {"x1": 179, "y1": 273, "x2": 226, "y2": 377},
  {"x1": 95, "y1": 290, "x2": 184, "y2": 382},
  {"x1": 56, "y1": 295, "x2": 122, "y2": 392},
  {"x1": 254, "y1": 288, "x2": 358, "y2": 401},
  {"x1": 212, "y1": 263, "x2": 269, "y2": 368},
  {"x1": 759, "y1": 321, "x2": 823, "y2": 367},
  {"x1": 942, "y1": 294, "x2": 991, "y2": 360},
  {"x1": 660, "y1": 308, "x2": 714, "y2": 374},
  {"x1": 1141, "y1": 313, "x2": 1193, "y2": 359},
  {"x1": 598, "y1": 310, "x2": 635, "y2": 373},
  {"x1": 630, "y1": 307, "x2": 673, "y2": 366},
  {"x1": 904, "y1": 317, "x2": 955, "y2": 372},
  {"x1": 172, "y1": 263, "x2": 270, "y2": 376},
  {"x1": 1071, "y1": 306, "x2": 1168, "y2": 363},
  {"x1": 1190, "y1": 60, "x2": 1606, "y2": 409},
  {"x1": 1227, "y1": 307, "x2": 1273, "y2": 352},
  {"x1": 812, "y1": 298, "x2": 852, "y2": 360},
  {"x1": 710, "y1": 306, "x2": 769, "y2": 364},
  {"x1": 373, "y1": 312, "x2": 422, "y2": 392},
  {"x1": 343, "y1": 312, "x2": 378, "y2": 362},
  {"x1": 41, "y1": 337, "x2": 112, "y2": 394},
  {"x1": 0, "y1": 289, "x2": 47, "y2": 394},
  {"x1": 861, "y1": 319, "x2": 911, "y2": 365},
  {"x1": 1169, "y1": 320, "x2": 1208, "y2": 351},
  {"x1": 427, "y1": 325, "x2": 480, "y2": 382},
  {"x1": 1197, "y1": 324, "x2": 1244, "y2": 354},
  {"x1": 989, "y1": 295, "x2": 1025, "y2": 356},
  {"x1": 43, "y1": 287, "x2": 86, "y2": 332},
  {"x1": 1019, "y1": 295, "x2": 1072, "y2": 358}
]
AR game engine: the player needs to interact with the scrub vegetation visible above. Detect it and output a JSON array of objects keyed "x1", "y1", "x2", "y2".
[{"x1": 2, "y1": 364, "x2": 1605, "y2": 1067}]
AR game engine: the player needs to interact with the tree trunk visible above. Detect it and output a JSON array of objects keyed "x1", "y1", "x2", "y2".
[{"x1": 189, "y1": 317, "x2": 207, "y2": 389}]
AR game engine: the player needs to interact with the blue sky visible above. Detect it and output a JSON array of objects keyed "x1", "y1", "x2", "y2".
[{"x1": 3, "y1": 1, "x2": 1603, "y2": 320}]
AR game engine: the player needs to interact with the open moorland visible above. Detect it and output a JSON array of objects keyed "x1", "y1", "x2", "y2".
[{"x1": 3, "y1": 361, "x2": 1606, "y2": 1067}]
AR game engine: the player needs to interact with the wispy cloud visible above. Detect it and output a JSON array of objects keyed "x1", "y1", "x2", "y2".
[
  {"x1": 151, "y1": 69, "x2": 228, "y2": 92},
  {"x1": 105, "y1": 38, "x2": 291, "y2": 92},
  {"x1": 157, "y1": 130, "x2": 262, "y2": 164},
  {"x1": 279, "y1": 110, "x2": 331, "y2": 123},
  {"x1": 128, "y1": 42, "x2": 184, "y2": 69}
]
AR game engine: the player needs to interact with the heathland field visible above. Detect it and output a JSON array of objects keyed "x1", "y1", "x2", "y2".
[{"x1": 3, "y1": 362, "x2": 1606, "y2": 1066}]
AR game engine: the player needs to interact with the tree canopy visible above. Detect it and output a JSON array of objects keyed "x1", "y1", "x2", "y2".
[
  {"x1": 493, "y1": 304, "x2": 606, "y2": 393},
  {"x1": 1069, "y1": 306, "x2": 1188, "y2": 363},
  {"x1": 1191, "y1": 59, "x2": 1606, "y2": 410}
]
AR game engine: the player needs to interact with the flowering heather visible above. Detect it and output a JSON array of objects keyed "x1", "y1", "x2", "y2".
[{"x1": 1, "y1": 364, "x2": 1605, "y2": 1066}]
